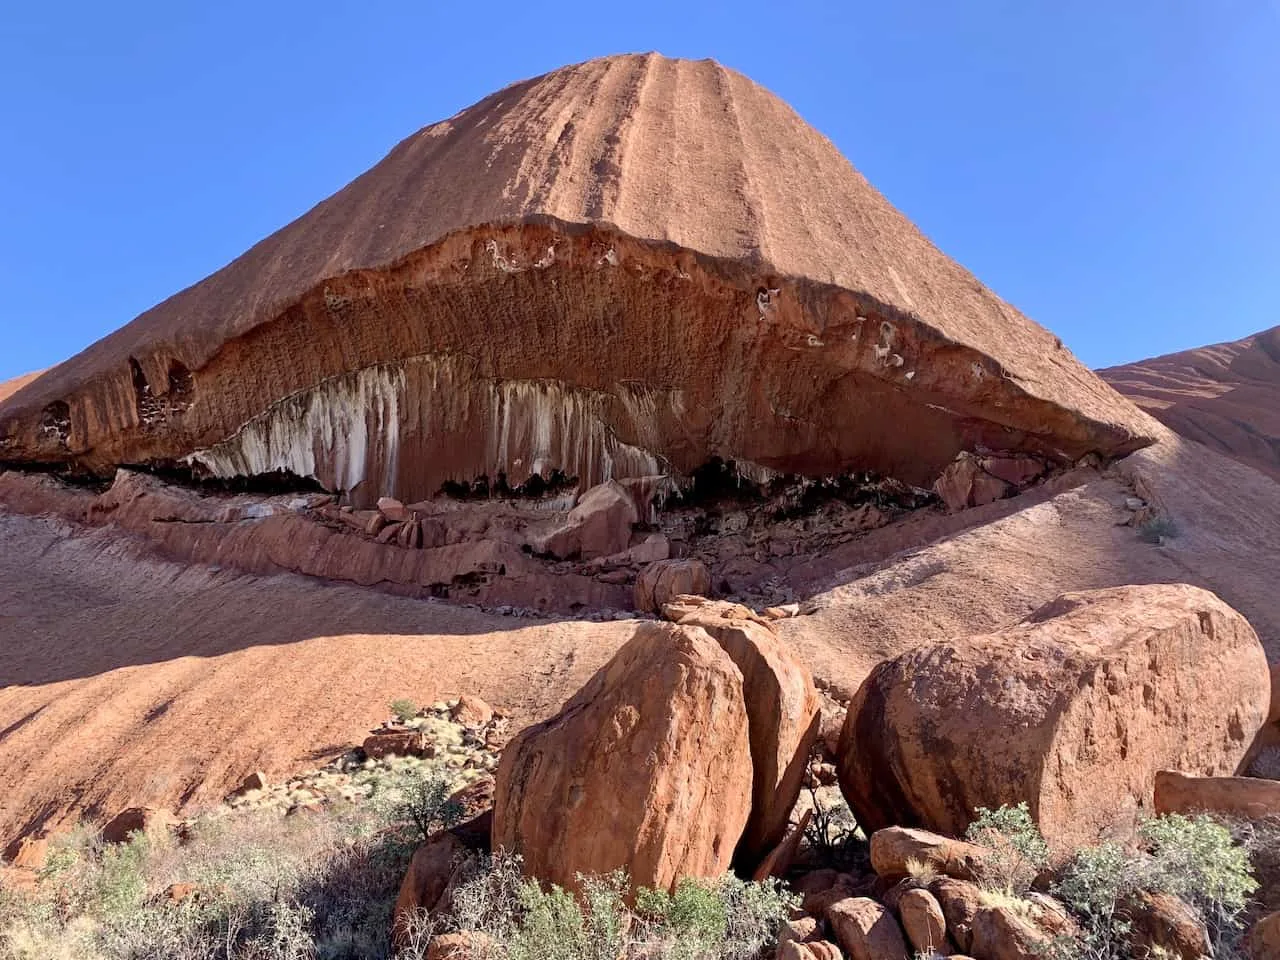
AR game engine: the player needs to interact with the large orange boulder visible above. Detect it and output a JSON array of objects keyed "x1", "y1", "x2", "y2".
[
  {"x1": 491, "y1": 621, "x2": 752, "y2": 892},
  {"x1": 675, "y1": 609, "x2": 820, "y2": 866},
  {"x1": 838, "y1": 584, "x2": 1269, "y2": 851}
]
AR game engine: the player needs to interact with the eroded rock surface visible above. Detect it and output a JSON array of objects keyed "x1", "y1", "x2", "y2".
[
  {"x1": 838, "y1": 584, "x2": 1270, "y2": 851},
  {"x1": 0, "y1": 54, "x2": 1151, "y2": 506},
  {"x1": 491, "y1": 621, "x2": 752, "y2": 892},
  {"x1": 1101, "y1": 325, "x2": 1280, "y2": 482}
]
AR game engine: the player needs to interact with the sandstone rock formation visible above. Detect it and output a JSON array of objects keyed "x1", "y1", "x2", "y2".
[
  {"x1": 1249, "y1": 912, "x2": 1280, "y2": 960},
  {"x1": 1153, "y1": 770, "x2": 1280, "y2": 818},
  {"x1": 635, "y1": 559, "x2": 712, "y2": 614},
  {"x1": 0, "y1": 54, "x2": 1152, "y2": 507},
  {"x1": 897, "y1": 888, "x2": 948, "y2": 955},
  {"x1": 673, "y1": 608, "x2": 820, "y2": 865},
  {"x1": 970, "y1": 904, "x2": 1050, "y2": 960},
  {"x1": 491, "y1": 621, "x2": 752, "y2": 892},
  {"x1": 869, "y1": 826, "x2": 984, "y2": 882},
  {"x1": 101, "y1": 806, "x2": 176, "y2": 844},
  {"x1": 392, "y1": 810, "x2": 492, "y2": 951},
  {"x1": 1101, "y1": 325, "x2": 1280, "y2": 482},
  {"x1": 827, "y1": 897, "x2": 910, "y2": 960},
  {"x1": 837, "y1": 584, "x2": 1270, "y2": 851}
]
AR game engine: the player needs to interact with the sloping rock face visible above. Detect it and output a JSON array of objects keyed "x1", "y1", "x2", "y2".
[
  {"x1": 0, "y1": 54, "x2": 1151, "y2": 505},
  {"x1": 491, "y1": 620, "x2": 753, "y2": 892},
  {"x1": 837, "y1": 584, "x2": 1269, "y2": 852},
  {"x1": 1100, "y1": 326, "x2": 1280, "y2": 482}
]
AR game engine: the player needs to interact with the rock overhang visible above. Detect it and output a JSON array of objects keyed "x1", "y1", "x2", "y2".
[{"x1": 0, "y1": 53, "x2": 1156, "y2": 504}]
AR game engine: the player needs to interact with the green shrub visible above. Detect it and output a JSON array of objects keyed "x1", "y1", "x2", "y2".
[
  {"x1": 964, "y1": 802, "x2": 1050, "y2": 896},
  {"x1": 1137, "y1": 516, "x2": 1178, "y2": 543},
  {"x1": 1052, "y1": 813, "x2": 1258, "y2": 960},
  {"x1": 368, "y1": 767, "x2": 464, "y2": 846},
  {"x1": 389, "y1": 698, "x2": 420, "y2": 724},
  {"x1": 427, "y1": 852, "x2": 796, "y2": 960},
  {"x1": 1140, "y1": 814, "x2": 1256, "y2": 937}
]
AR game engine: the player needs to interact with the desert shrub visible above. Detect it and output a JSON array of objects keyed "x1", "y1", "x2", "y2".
[
  {"x1": 417, "y1": 852, "x2": 796, "y2": 960},
  {"x1": 802, "y1": 778, "x2": 862, "y2": 867},
  {"x1": 1137, "y1": 516, "x2": 1178, "y2": 543},
  {"x1": 388, "y1": 699, "x2": 419, "y2": 724},
  {"x1": 636, "y1": 877, "x2": 729, "y2": 958},
  {"x1": 0, "y1": 801, "x2": 414, "y2": 960},
  {"x1": 1140, "y1": 814, "x2": 1256, "y2": 943},
  {"x1": 1051, "y1": 813, "x2": 1258, "y2": 960},
  {"x1": 965, "y1": 802, "x2": 1050, "y2": 896},
  {"x1": 369, "y1": 767, "x2": 464, "y2": 846}
]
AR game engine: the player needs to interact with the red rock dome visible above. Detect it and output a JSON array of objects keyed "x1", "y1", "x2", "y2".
[{"x1": 0, "y1": 53, "x2": 1153, "y2": 503}]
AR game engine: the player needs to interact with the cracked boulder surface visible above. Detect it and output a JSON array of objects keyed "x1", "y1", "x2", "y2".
[{"x1": 0, "y1": 53, "x2": 1153, "y2": 505}]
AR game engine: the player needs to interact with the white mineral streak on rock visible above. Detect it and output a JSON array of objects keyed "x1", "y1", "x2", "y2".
[
  {"x1": 487, "y1": 377, "x2": 662, "y2": 482},
  {"x1": 188, "y1": 365, "x2": 403, "y2": 494},
  {"x1": 189, "y1": 357, "x2": 666, "y2": 496}
]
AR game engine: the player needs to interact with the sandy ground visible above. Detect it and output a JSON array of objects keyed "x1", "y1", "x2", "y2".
[{"x1": 0, "y1": 513, "x2": 635, "y2": 849}]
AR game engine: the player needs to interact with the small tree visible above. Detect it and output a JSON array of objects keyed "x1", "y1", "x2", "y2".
[{"x1": 389, "y1": 698, "x2": 420, "y2": 724}]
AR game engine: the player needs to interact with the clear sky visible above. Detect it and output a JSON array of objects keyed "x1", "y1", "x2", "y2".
[{"x1": 1, "y1": 1, "x2": 1276, "y2": 381}]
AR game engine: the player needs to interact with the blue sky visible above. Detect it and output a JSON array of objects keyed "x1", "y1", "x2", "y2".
[{"x1": 1, "y1": 1, "x2": 1276, "y2": 381}]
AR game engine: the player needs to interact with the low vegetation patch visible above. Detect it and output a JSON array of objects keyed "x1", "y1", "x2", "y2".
[
  {"x1": 968, "y1": 804, "x2": 1260, "y2": 960},
  {"x1": 395, "y1": 853, "x2": 797, "y2": 960}
]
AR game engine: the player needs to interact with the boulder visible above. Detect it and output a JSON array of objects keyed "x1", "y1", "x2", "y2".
[
  {"x1": 392, "y1": 813, "x2": 491, "y2": 952},
  {"x1": 101, "y1": 806, "x2": 177, "y2": 844},
  {"x1": 11, "y1": 835, "x2": 48, "y2": 870},
  {"x1": 1247, "y1": 911, "x2": 1280, "y2": 960},
  {"x1": 534, "y1": 481, "x2": 638, "y2": 560},
  {"x1": 446, "y1": 776, "x2": 495, "y2": 823},
  {"x1": 162, "y1": 882, "x2": 201, "y2": 905},
  {"x1": 1123, "y1": 890, "x2": 1210, "y2": 960},
  {"x1": 663, "y1": 594, "x2": 771, "y2": 629},
  {"x1": 378, "y1": 497, "x2": 411, "y2": 523},
  {"x1": 933, "y1": 453, "x2": 1011, "y2": 513},
  {"x1": 827, "y1": 897, "x2": 910, "y2": 960},
  {"x1": 838, "y1": 585, "x2": 1270, "y2": 851},
  {"x1": 779, "y1": 942, "x2": 844, "y2": 960},
  {"x1": 491, "y1": 621, "x2": 752, "y2": 892},
  {"x1": 230, "y1": 771, "x2": 268, "y2": 796},
  {"x1": 929, "y1": 878, "x2": 983, "y2": 953},
  {"x1": 806, "y1": 873, "x2": 877, "y2": 917},
  {"x1": 869, "y1": 827, "x2": 985, "y2": 882},
  {"x1": 969, "y1": 905, "x2": 1050, "y2": 960},
  {"x1": 675, "y1": 609, "x2": 820, "y2": 864},
  {"x1": 898, "y1": 888, "x2": 949, "y2": 955},
  {"x1": 363, "y1": 730, "x2": 432, "y2": 760},
  {"x1": 397, "y1": 519, "x2": 423, "y2": 549},
  {"x1": 450, "y1": 694, "x2": 494, "y2": 728},
  {"x1": 635, "y1": 559, "x2": 712, "y2": 614},
  {"x1": 1154, "y1": 770, "x2": 1280, "y2": 819},
  {"x1": 778, "y1": 916, "x2": 820, "y2": 948}
]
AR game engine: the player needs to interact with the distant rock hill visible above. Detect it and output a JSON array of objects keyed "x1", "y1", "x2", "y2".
[
  {"x1": 1100, "y1": 326, "x2": 1280, "y2": 482},
  {"x1": 0, "y1": 53, "x2": 1150, "y2": 505}
]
